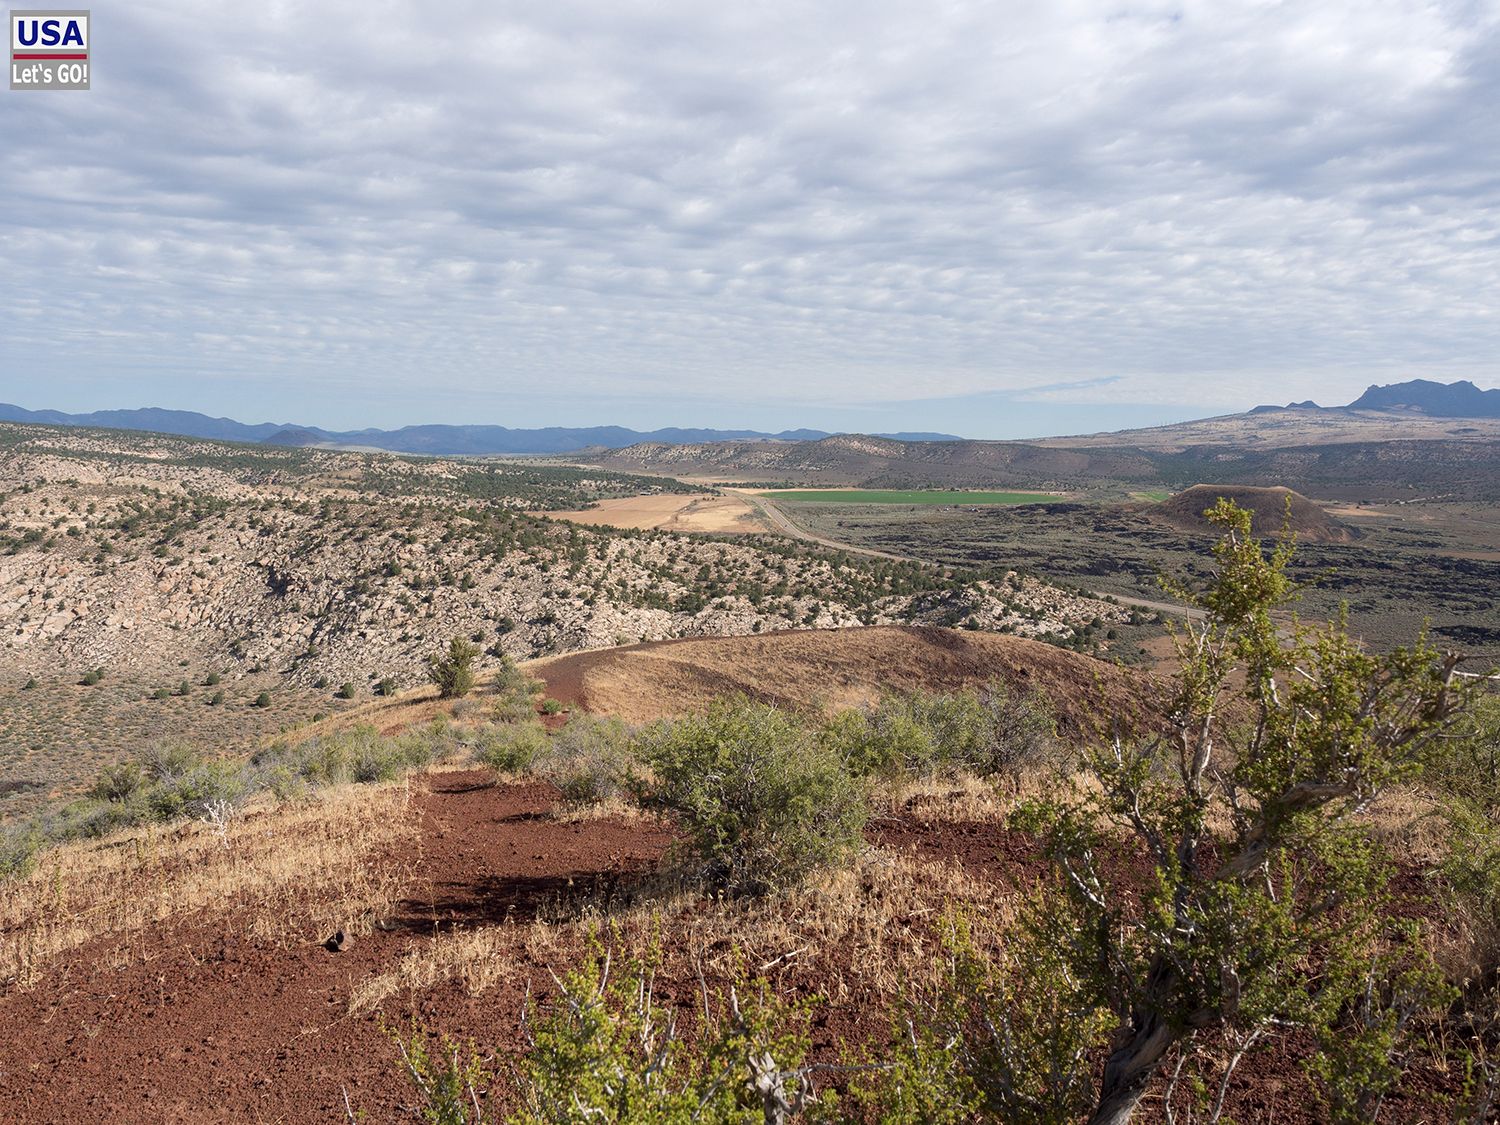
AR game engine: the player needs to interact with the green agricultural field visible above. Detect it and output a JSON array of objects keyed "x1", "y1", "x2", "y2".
[{"x1": 760, "y1": 489, "x2": 1051, "y2": 505}]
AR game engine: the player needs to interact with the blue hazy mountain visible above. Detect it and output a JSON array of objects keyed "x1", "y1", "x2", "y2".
[
  {"x1": 0, "y1": 403, "x2": 960, "y2": 453},
  {"x1": 1252, "y1": 378, "x2": 1500, "y2": 418}
]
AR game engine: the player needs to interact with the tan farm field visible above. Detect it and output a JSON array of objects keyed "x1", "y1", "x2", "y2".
[{"x1": 532, "y1": 491, "x2": 768, "y2": 532}]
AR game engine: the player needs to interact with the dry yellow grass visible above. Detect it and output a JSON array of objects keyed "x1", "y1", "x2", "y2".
[
  {"x1": 532, "y1": 493, "x2": 767, "y2": 533},
  {"x1": 350, "y1": 842, "x2": 1020, "y2": 1016},
  {"x1": 0, "y1": 782, "x2": 418, "y2": 988},
  {"x1": 525, "y1": 626, "x2": 1159, "y2": 735}
]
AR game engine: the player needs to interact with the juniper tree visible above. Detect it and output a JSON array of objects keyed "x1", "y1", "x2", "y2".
[
  {"x1": 428, "y1": 636, "x2": 480, "y2": 699},
  {"x1": 1014, "y1": 499, "x2": 1465, "y2": 1124}
]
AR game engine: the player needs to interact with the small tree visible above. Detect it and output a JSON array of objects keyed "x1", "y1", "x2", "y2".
[
  {"x1": 1014, "y1": 500, "x2": 1465, "y2": 1124},
  {"x1": 427, "y1": 636, "x2": 480, "y2": 700}
]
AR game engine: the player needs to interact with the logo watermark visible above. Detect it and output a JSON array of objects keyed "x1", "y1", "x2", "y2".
[{"x1": 11, "y1": 10, "x2": 89, "y2": 90}]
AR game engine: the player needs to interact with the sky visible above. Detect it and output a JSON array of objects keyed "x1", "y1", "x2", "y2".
[{"x1": 3, "y1": 1, "x2": 1499, "y2": 439}]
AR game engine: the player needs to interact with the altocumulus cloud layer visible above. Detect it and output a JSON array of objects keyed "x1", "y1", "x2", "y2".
[{"x1": 2, "y1": 0, "x2": 1499, "y2": 433}]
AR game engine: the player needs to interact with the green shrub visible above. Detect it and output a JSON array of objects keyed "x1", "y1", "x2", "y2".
[
  {"x1": 639, "y1": 700, "x2": 868, "y2": 895},
  {"x1": 490, "y1": 654, "x2": 527, "y2": 695},
  {"x1": 540, "y1": 697, "x2": 565, "y2": 715},
  {"x1": 536, "y1": 716, "x2": 635, "y2": 806},
  {"x1": 137, "y1": 741, "x2": 203, "y2": 782},
  {"x1": 392, "y1": 721, "x2": 461, "y2": 769},
  {"x1": 337, "y1": 682, "x2": 357, "y2": 700},
  {"x1": 54, "y1": 797, "x2": 148, "y2": 840},
  {"x1": 820, "y1": 706, "x2": 934, "y2": 780},
  {"x1": 956, "y1": 681, "x2": 1058, "y2": 783},
  {"x1": 89, "y1": 761, "x2": 144, "y2": 803},
  {"x1": 823, "y1": 685, "x2": 1058, "y2": 786},
  {"x1": 848, "y1": 905, "x2": 1107, "y2": 1122},
  {"x1": 80, "y1": 668, "x2": 103, "y2": 686},
  {"x1": 1012, "y1": 500, "x2": 1464, "y2": 1121},
  {"x1": 473, "y1": 722, "x2": 548, "y2": 776},
  {"x1": 388, "y1": 1026, "x2": 491, "y2": 1125},
  {"x1": 147, "y1": 761, "x2": 246, "y2": 821},
  {"x1": 509, "y1": 934, "x2": 812, "y2": 1123},
  {"x1": 489, "y1": 687, "x2": 536, "y2": 724},
  {"x1": 254, "y1": 691, "x2": 272, "y2": 708}
]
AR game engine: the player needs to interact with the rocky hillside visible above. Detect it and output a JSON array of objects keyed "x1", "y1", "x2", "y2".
[{"x1": 0, "y1": 423, "x2": 1132, "y2": 802}]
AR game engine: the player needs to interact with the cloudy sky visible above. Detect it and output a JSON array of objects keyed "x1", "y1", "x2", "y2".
[{"x1": 3, "y1": 1, "x2": 1499, "y2": 437}]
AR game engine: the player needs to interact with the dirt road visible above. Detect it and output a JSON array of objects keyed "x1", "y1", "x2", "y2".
[{"x1": 735, "y1": 490, "x2": 1203, "y2": 621}]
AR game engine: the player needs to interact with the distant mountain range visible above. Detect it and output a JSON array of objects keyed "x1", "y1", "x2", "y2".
[
  {"x1": 1252, "y1": 378, "x2": 1500, "y2": 418},
  {"x1": 3, "y1": 378, "x2": 1494, "y2": 455},
  {"x1": 0, "y1": 404, "x2": 959, "y2": 454}
]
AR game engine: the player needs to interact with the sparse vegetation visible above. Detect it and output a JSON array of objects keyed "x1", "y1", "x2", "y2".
[
  {"x1": 535, "y1": 716, "x2": 635, "y2": 807},
  {"x1": 638, "y1": 700, "x2": 868, "y2": 896},
  {"x1": 4, "y1": 425, "x2": 1497, "y2": 1120}
]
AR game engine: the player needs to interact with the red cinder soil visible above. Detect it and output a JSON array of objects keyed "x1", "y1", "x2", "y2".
[
  {"x1": 0, "y1": 773, "x2": 671, "y2": 1123},
  {"x1": 0, "y1": 770, "x2": 1471, "y2": 1123}
]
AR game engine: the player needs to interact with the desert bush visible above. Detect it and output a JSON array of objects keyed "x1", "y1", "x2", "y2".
[
  {"x1": 819, "y1": 705, "x2": 934, "y2": 780},
  {"x1": 1427, "y1": 697, "x2": 1500, "y2": 998},
  {"x1": 535, "y1": 716, "x2": 635, "y2": 806},
  {"x1": 473, "y1": 722, "x2": 548, "y2": 776},
  {"x1": 540, "y1": 697, "x2": 564, "y2": 715},
  {"x1": 489, "y1": 686, "x2": 536, "y2": 724},
  {"x1": 1012, "y1": 500, "x2": 1466, "y2": 1123},
  {"x1": 0, "y1": 825, "x2": 42, "y2": 881},
  {"x1": 254, "y1": 691, "x2": 272, "y2": 708},
  {"x1": 429, "y1": 636, "x2": 480, "y2": 699},
  {"x1": 80, "y1": 667, "x2": 103, "y2": 686},
  {"x1": 393, "y1": 721, "x2": 463, "y2": 769},
  {"x1": 89, "y1": 761, "x2": 144, "y2": 803},
  {"x1": 147, "y1": 760, "x2": 247, "y2": 821},
  {"x1": 960, "y1": 681, "x2": 1058, "y2": 783},
  {"x1": 1440, "y1": 802, "x2": 1500, "y2": 988},
  {"x1": 389, "y1": 1026, "x2": 491, "y2": 1125},
  {"x1": 638, "y1": 700, "x2": 868, "y2": 895},
  {"x1": 137, "y1": 741, "x2": 203, "y2": 782},
  {"x1": 54, "y1": 796, "x2": 150, "y2": 840},
  {"x1": 846, "y1": 904, "x2": 1107, "y2": 1123},
  {"x1": 1425, "y1": 694, "x2": 1500, "y2": 813},
  {"x1": 511, "y1": 934, "x2": 813, "y2": 1123},
  {"x1": 822, "y1": 684, "x2": 1057, "y2": 786},
  {"x1": 489, "y1": 653, "x2": 527, "y2": 696}
]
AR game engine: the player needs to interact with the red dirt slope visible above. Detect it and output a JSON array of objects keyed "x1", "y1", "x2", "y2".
[{"x1": 530, "y1": 625, "x2": 1163, "y2": 739}]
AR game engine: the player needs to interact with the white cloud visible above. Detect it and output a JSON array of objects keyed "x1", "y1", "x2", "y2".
[{"x1": 2, "y1": 0, "x2": 1498, "y2": 427}]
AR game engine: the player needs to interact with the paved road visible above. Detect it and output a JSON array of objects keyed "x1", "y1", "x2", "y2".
[{"x1": 731, "y1": 489, "x2": 1205, "y2": 621}]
